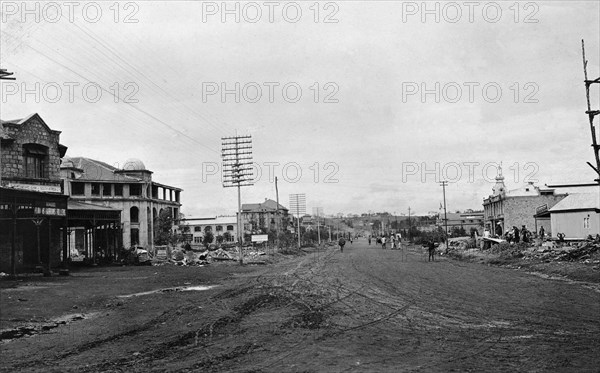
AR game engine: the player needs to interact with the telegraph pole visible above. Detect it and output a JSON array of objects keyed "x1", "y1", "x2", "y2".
[
  {"x1": 289, "y1": 194, "x2": 306, "y2": 249},
  {"x1": 222, "y1": 135, "x2": 253, "y2": 264},
  {"x1": 313, "y1": 207, "x2": 322, "y2": 246},
  {"x1": 581, "y1": 40, "x2": 600, "y2": 184},
  {"x1": 440, "y1": 181, "x2": 449, "y2": 243},
  {"x1": 408, "y1": 207, "x2": 411, "y2": 242},
  {"x1": 275, "y1": 176, "x2": 280, "y2": 249}
]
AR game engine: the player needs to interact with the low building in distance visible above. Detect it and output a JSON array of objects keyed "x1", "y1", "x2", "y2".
[
  {"x1": 181, "y1": 216, "x2": 238, "y2": 245},
  {"x1": 241, "y1": 198, "x2": 289, "y2": 234}
]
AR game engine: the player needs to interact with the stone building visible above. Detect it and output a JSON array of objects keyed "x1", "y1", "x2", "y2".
[
  {"x1": 483, "y1": 168, "x2": 566, "y2": 236},
  {"x1": 0, "y1": 113, "x2": 68, "y2": 274},
  {"x1": 241, "y1": 198, "x2": 289, "y2": 234},
  {"x1": 60, "y1": 157, "x2": 182, "y2": 252}
]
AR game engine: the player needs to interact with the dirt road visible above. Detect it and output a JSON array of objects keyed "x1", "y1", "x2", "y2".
[{"x1": 2, "y1": 239, "x2": 599, "y2": 372}]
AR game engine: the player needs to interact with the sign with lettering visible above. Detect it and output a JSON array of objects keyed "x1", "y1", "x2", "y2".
[
  {"x1": 34, "y1": 207, "x2": 66, "y2": 216},
  {"x1": 251, "y1": 234, "x2": 268, "y2": 242},
  {"x1": 7, "y1": 183, "x2": 61, "y2": 193}
]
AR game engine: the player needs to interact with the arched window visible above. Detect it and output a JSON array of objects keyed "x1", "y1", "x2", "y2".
[
  {"x1": 216, "y1": 225, "x2": 223, "y2": 231},
  {"x1": 130, "y1": 206, "x2": 139, "y2": 223},
  {"x1": 227, "y1": 225, "x2": 234, "y2": 231}
]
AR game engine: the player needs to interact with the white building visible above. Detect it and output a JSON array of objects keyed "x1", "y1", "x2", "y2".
[{"x1": 182, "y1": 216, "x2": 238, "y2": 244}]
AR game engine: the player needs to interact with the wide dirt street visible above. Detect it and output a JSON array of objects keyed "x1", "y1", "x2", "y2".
[{"x1": 2, "y1": 238, "x2": 599, "y2": 372}]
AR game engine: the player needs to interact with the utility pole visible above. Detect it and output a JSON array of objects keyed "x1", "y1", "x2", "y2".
[
  {"x1": 440, "y1": 181, "x2": 449, "y2": 244},
  {"x1": 313, "y1": 207, "x2": 322, "y2": 246},
  {"x1": 222, "y1": 135, "x2": 254, "y2": 264},
  {"x1": 289, "y1": 194, "x2": 306, "y2": 249},
  {"x1": 582, "y1": 40, "x2": 600, "y2": 184},
  {"x1": 275, "y1": 176, "x2": 280, "y2": 249},
  {"x1": 408, "y1": 207, "x2": 411, "y2": 242},
  {"x1": 0, "y1": 68, "x2": 15, "y2": 186}
]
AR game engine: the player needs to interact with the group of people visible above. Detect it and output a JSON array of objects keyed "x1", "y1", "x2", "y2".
[
  {"x1": 338, "y1": 234, "x2": 436, "y2": 262},
  {"x1": 503, "y1": 225, "x2": 539, "y2": 244},
  {"x1": 368, "y1": 234, "x2": 403, "y2": 250}
]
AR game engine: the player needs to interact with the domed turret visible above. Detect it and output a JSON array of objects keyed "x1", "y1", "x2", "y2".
[{"x1": 123, "y1": 158, "x2": 146, "y2": 171}]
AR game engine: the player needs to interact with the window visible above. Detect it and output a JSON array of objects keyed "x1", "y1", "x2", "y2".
[
  {"x1": 129, "y1": 184, "x2": 142, "y2": 196},
  {"x1": 194, "y1": 226, "x2": 202, "y2": 232},
  {"x1": 72, "y1": 182, "x2": 85, "y2": 195},
  {"x1": 204, "y1": 226, "x2": 212, "y2": 232},
  {"x1": 102, "y1": 183, "x2": 112, "y2": 196},
  {"x1": 23, "y1": 144, "x2": 48, "y2": 179},
  {"x1": 227, "y1": 225, "x2": 234, "y2": 231},
  {"x1": 114, "y1": 184, "x2": 123, "y2": 196},
  {"x1": 91, "y1": 183, "x2": 101, "y2": 195},
  {"x1": 584, "y1": 217, "x2": 590, "y2": 229},
  {"x1": 130, "y1": 206, "x2": 139, "y2": 223},
  {"x1": 216, "y1": 225, "x2": 223, "y2": 232},
  {"x1": 130, "y1": 228, "x2": 139, "y2": 246},
  {"x1": 194, "y1": 237, "x2": 201, "y2": 244}
]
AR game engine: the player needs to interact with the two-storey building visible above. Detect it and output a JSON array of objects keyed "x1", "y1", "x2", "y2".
[
  {"x1": 0, "y1": 113, "x2": 68, "y2": 274},
  {"x1": 61, "y1": 157, "x2": 182, "y2": 252}
]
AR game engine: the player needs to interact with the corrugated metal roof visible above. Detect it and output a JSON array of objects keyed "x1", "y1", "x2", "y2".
[
  {"x1": 242, "y1": 199, "x2": 288, "y2": 212},
  {"x1": 549, "y1": 193, "x2": 600, "y2": 212},
  {"x1": 68, "y1": 200, "x2": 120, "y2": 211},
  {"x1": 65, "y1": 157, "x2": 140, "y2": 182}
]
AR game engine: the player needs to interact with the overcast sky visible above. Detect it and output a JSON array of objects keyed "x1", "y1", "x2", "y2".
[{"x1": 1, "y1": 1, "x2": 599, "y2": 217}]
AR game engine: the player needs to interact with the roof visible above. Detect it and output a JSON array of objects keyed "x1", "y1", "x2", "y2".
[
  {"x1": 183, "y1": 216, "x2": 237, "y2": 225},
  {"x1": 64, "y1": 157, "x2": 141, "y2": 182},
  {"x1": 0, "y1": 113, "x2": 61, "y2": 134},
  {"x1": 68, "y1": 200, "x2": 120, "y2": 211},
  {"x1": 0, "y1": 122, "x2": 9, "y2": 140},
  {"x1": 242, "y1": 199, "x2": 288, "y2": 212},
  {"x1": 549, "y1": 193, "x2": 600, "y2": 213}
]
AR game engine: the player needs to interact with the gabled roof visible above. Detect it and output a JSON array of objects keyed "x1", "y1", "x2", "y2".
[
  {"x1": 549, "y1": 193, "x2": 600, "y2": 213},
  {"x1": 1, "y1": 113, "x2": 61, "y2": 135},
  {"x1": 242, "y1": 199, "x2": 288, "y2": 212},
  {"x1": 64, "y1": 157, "x2": 141, "y2": 182}
]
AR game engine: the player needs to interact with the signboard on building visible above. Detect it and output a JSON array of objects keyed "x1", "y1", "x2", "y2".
[
  {"x1": 182, "y1": 233, "x2": 193, "y2": 242},
  {"x1": 7, "y1": 183, "x2": 61, "y2": 194},
  {"x1": 34, "y1": 207, "x2": 66, "y2": 217},
  {"x1": 251, "y1": 234, "x2": 268, "y2": 242}
]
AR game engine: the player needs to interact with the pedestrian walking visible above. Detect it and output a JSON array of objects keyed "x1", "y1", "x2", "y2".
[
  {"x1": 428, "y1": 240, "x2": 436, "y2": 262},
  {"x1": 521, "y1": 225, "x2": 529, "y2": 243},
  {"x1": 513, "y1": 226, "x2": 520, "y2": 243},
  {"x1": 381, "y1": 236, "x2": 387, "y2": 250},
  {"x1": 368, "y1": 236, "x2": 372, "y2": 245},
  {"x1": 539, "y1": 226, "x2": 545, "y2": 240},
  {"x1": 338, "y1": 237, "x2": 346, "y2": 252}
]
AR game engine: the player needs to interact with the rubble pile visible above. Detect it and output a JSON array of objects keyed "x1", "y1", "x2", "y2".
[
  {"x1": 151, "y1": 246, "x2": 269, "y2": 266},
  {"x1": 523, "y1": 241, "x2": 600, "y2": 263}
]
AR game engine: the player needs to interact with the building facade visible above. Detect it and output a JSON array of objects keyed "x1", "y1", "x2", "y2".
[
  {"x1": 0, "y1": 113, "x2": 68, "y2": 274},
  {"x1": 549, "y1": 193, "x2": 600, "y2": 239},
  {"x1": 241, "y1": 198, "x2": 289, "y2": 234},
  {"x1": 436, "y1": 210, "x2": 484, "y2": 235},
  {"x1": 182, "y1": 216, "x2": 238, "y2": 245},
  {"x1": 483, "y1": 170, "x2": 566, "y2": 236},
  {"x1": 61, "y1": 157, "x2": 182, "y2": 250}
]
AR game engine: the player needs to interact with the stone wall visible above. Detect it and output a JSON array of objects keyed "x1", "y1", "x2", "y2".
[
  {"x1": 504, "y1": 194, "x2": 567, "y2": 232},
  {"x1": 1, "y1": 116, "x2": 62, "y2": 182}
]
